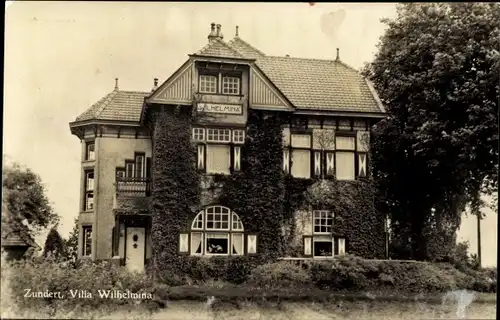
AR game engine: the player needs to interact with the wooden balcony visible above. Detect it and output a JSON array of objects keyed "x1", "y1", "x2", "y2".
[{"x1": 116, "y1": 177, "x2": 151, "y2": 198}]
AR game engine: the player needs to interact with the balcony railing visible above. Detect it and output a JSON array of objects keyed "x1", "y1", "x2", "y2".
[{"x1": 116, "y1": 177, "x2": 151, "y2": 197}]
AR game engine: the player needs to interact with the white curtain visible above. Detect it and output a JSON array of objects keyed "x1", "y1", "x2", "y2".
[
  {"x1": 336, "y1": 152, "x2": 355, "y2": 180},
  {"x1": 191, "y1": 232, "x2": 203, "y2": 254},
  {"x1": 232, "y1": 233, "x2": 244, "y2": 255},
  {"x1": 206, "y1": 145, "x2": 231, "y2": 174},
  {"x1": 291, "y1": 150, "x2": 311, "y2": 178}
]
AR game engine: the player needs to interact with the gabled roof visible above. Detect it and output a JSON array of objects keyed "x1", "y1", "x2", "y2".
[
  {"x1": 254, "y1": 55, "x2": 383, "y2": 113},
  {"x1": 194, "y1": 38, "x2": 246, "y2": 59},
  {"x1": 71, "y1": 27, "x2": 385, "y2": 125},
  {"x1": 227, "y1": 37, "x2": 265, "y2": 59},
  {"x1": 1, "y1": 221, "x2": 40, "y2": 249},
  {"x1": 74, "y1": 90, "x2": 149, "y2": 122}
]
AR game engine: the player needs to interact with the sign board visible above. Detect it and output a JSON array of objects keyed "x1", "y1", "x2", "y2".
[{"x1": 197, "y1": 103, "x2": 242, "y2": 115}]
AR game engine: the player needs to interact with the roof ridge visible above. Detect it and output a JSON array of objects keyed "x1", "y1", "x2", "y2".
[
  {"x1": 263, "y1": 55, "x2": 362, "y2": 74},
  {"x1": 195, "y1": 38, "x2": 245, "y2": 58},
  {"x1": 228, "y1": 37, "x2": 266, "y2": 56},
  {"x1": 93, "y1": 91, "x2": 117, "y2": 119}
]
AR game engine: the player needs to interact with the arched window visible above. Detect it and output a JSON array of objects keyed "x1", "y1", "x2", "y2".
[{"x1": 188, "y1": 206, "x2": 245, "y2": 256}]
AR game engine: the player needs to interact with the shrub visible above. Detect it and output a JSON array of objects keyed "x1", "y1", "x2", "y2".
[
  {"x1": 4, "y1": 257, "x2": 154, "y2": 314},
  {"x1": 247, "y1": 261, "x2": 312, "y2": 289}
]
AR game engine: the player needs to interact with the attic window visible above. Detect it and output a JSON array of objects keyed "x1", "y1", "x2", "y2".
[
  {"x1": 222, "y1": 76, "x2": 240, "y2": 95},
  {"x1": 199, "y1": 75, "x2": 217, "y2": 94}
]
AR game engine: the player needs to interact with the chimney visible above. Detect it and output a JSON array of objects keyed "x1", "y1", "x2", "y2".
[
  {"x1": 336, "y1": 48, "x2": 340, "y2": 61},
  {"x1": 114, "y1": 78, "x2": 119, "y2": 91},
  {"x1": 152, "y1": 78, "x2": 159, "y2": 92},
  {"x1": 216, "y1": 24, "x2": 223, "y2": 40},
  {"x1": 207, "y1": 22, "x2": 217, "y2": 42}
]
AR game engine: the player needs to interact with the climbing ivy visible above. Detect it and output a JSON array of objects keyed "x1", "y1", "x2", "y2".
[{"x1": 150, "y1": 107, "x2": 201, "y2": 280}]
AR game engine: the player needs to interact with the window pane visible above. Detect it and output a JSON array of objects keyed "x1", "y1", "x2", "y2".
[
  {"x1": 135, "y1": 156, "x2": 144, "y2": 178},
  {"x1": 191, "y1": 232, "x2": 203, "y2": 254},
  {"x1": 336, "y1": 136, "x2": 355, "y2": 150},
  {"x1": 291, "y1": 149, "x2": 310, "y2": 178},
  {"x1": 336, "y1": 152, "x2": 355, "y2": 180},
  {"x1": 85, "y1": 193, "x2": 94, "y2": 211},
  {"x1": 83, "y1": 227, "x2": 92, "y2": 256},
  {"x1": 192, "y1": 128, "x2": 205, "y2": 141},
  {"x1": 232, "y1": 233, "x2": 244, "y2": 255},
  {"x1": 206, "y1": 233, "x2": 229, "y2": 254},
  {"x1": 86, "y1": 172, "x2": 94, "y2": 191},
  {"x1": 222, "y1": 77, "x2": 240, "y2": 95},
  {"x1": 126, "y1": 163, "x2": 134, "y2": 178},
  {"x1": 199, "y1": 75, "x2": 217, "y2": 93},
  {"x1": 86, "y1": 143, "x2": 95, "y2": 161},
  {"x1": 206, "y1": 145, "x2": 231, "y2": 174},
  {"x1": 291, "y1": 134, "x2": 311, "y2": 148}
]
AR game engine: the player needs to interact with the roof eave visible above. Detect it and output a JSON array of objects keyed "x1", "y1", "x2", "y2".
[{"x1": 293, "y1": 109, "x2": 388, "y2": 119}]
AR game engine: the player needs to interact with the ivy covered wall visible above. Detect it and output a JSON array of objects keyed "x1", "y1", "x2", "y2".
[
  {"x1": 150, "y1": 107, "x2": 201, "y2": 279},
  {"x1": 149, "y1": 106, "x2": 385, "y2": 278}
]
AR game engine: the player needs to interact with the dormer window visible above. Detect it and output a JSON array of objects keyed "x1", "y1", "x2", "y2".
[
  {"x1": 222, "y1": 76, "x2": 240, "y2": 95},
  {"x1": 199, "y1": 75, "x2": 217, "y2": 94},
  {"x1": 198, "y1": 68, "x2": 242, "y2": 96}
]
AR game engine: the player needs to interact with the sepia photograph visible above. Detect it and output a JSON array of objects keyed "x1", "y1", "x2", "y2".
[{"x1": 2, "y1": 2, "x2": 498, "y2": 319}]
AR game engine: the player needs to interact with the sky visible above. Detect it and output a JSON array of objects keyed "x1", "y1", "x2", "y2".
[{"x1": 3, "y1": 2, "x2": 497, "y2": 267}]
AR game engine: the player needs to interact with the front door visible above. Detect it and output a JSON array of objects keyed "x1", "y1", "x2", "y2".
[{"x1": 125, "y1": 227, "x2": 145, "y2": 273}]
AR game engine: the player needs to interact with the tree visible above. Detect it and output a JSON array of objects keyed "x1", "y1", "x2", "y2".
[
  {"x1": 64, "y1": 218, "x2": 79, "y2": 264},
  {"x1": 43, "y1": 228, "x2": 66, "y2": 259},
  {"x1": 364, "y1": 3, "x2": 499, "y2": 260},
  {"x1": 2, "y1": 160, "x2": 59, "y2": 237}
]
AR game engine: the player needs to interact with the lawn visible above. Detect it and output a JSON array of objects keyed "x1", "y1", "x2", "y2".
[{"x1": 103, "y1": 299, "x2": 496, "y2": 320}]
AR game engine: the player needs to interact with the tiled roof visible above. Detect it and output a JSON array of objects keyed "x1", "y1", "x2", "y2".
[
  {"x1": 254, "y1": 55, "x2": 382, "y2": 113},
  {"x1": 227, "y1": 37, "x2": 265, "y2": 59},
  {"x1": 72, "y1": 35, "x2": 383, "y2": 124},
  {"x1": 74, "y1": 90, "x2": 148, "y2": 122},
  {"x1": 1, "y1": 221, "x2": 39, "y2": 249},
  {"x1": 195, "y1": 38, "x2": 246, "y2": 59}
]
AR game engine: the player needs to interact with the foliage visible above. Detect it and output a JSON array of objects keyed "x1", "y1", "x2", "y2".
[
  {"x1": 3, "y1": 258, "x2": 154, "y2": 314},
  {"x1": 150, "y1": 107, "x2": 200, "y2": 280},
  {"x1": 43, "y1": 228, "x2": 66, "y2": 260},
  {"x1": 214, "y1": 111, "x2": 286, "y2": 261},
  {"x1": 364, "y1": 3, "x2": 499, "y2": 260},
  {"x1": 63, "y1": 218, "x2": 80, "y2": 267},
  {"x1": 308, "y1": 255, "x2": 495, "y2": 293},
  {"x1": 2, "y1": 161, "x2": 59, "y2": 236},
  {"x1": 247, "y1": 261, "x2": 312, "y2": 289}
]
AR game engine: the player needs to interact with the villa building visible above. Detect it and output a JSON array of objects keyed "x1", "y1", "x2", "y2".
[{"x1": 69, "y1": 23, "x2": 386, "y2": 272}]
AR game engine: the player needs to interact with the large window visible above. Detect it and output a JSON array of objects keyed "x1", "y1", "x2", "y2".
[
  {"x1": 82, "y1": 226, "x2": 92, "y2": 257},
  {"x1": 188, "y1": 206, "x2": 245, "y2": 256},
  {"x1": 194, "y1": 127, "x2": 245, "y2": 174},
  {"x1": 290, "y1": 134, "x2": 312, "y2": 179},
  {"x1": 335, "y1": 136, "x2": 355, "y2": 180},
  {"x1": 199, "y1": 75, "x2": 217, "y2": 94},
  {"x1": 313, "y1": 210, "x2": 334, "y2": 258},
  {"x1": 84, "y1": 171, "x2": 94, "y2": 211}
]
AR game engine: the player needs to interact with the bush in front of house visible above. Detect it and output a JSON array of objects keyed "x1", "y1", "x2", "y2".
[
  {"x1": 246, "y1": 260, "x2": 312, "y2": 289},
  {"x1": 4, "y1": 257, "x2": 154, "y2": 314}
]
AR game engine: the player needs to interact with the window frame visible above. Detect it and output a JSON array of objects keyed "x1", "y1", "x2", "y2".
[
  {"x1": 289, "y1": 132, "x2": 313, "y2": 179},
  {"x1": 222, "y1": 76, "x2": 241, "y2": 95},
  {"x1": 188, "y1": 206, "x2": 245, "y2": 257},
  {"x1": 83, "y1": 170, "x2": 94, "y2": 211},
  {"x1": 334, "y1": 133, "x2": 356, "y2": 181},
  {"x1": 313, "y1": 210, "x2": 333, "y2": 235},
  {"x1": 199, "y1": 74, "x2": 218, "y2": 94},
  {"x1": 85, "y1": 141, "x2": 95, "y2": 161},
  {"x1": 82, "y1": 225, "x2": 92, "y2": 257},
  {"x1": 135, "y1": 154, "x2": 145, "y2": 179},
  {"x1": 312, "y1": 236, "x2": 334, "y2": 258}
]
